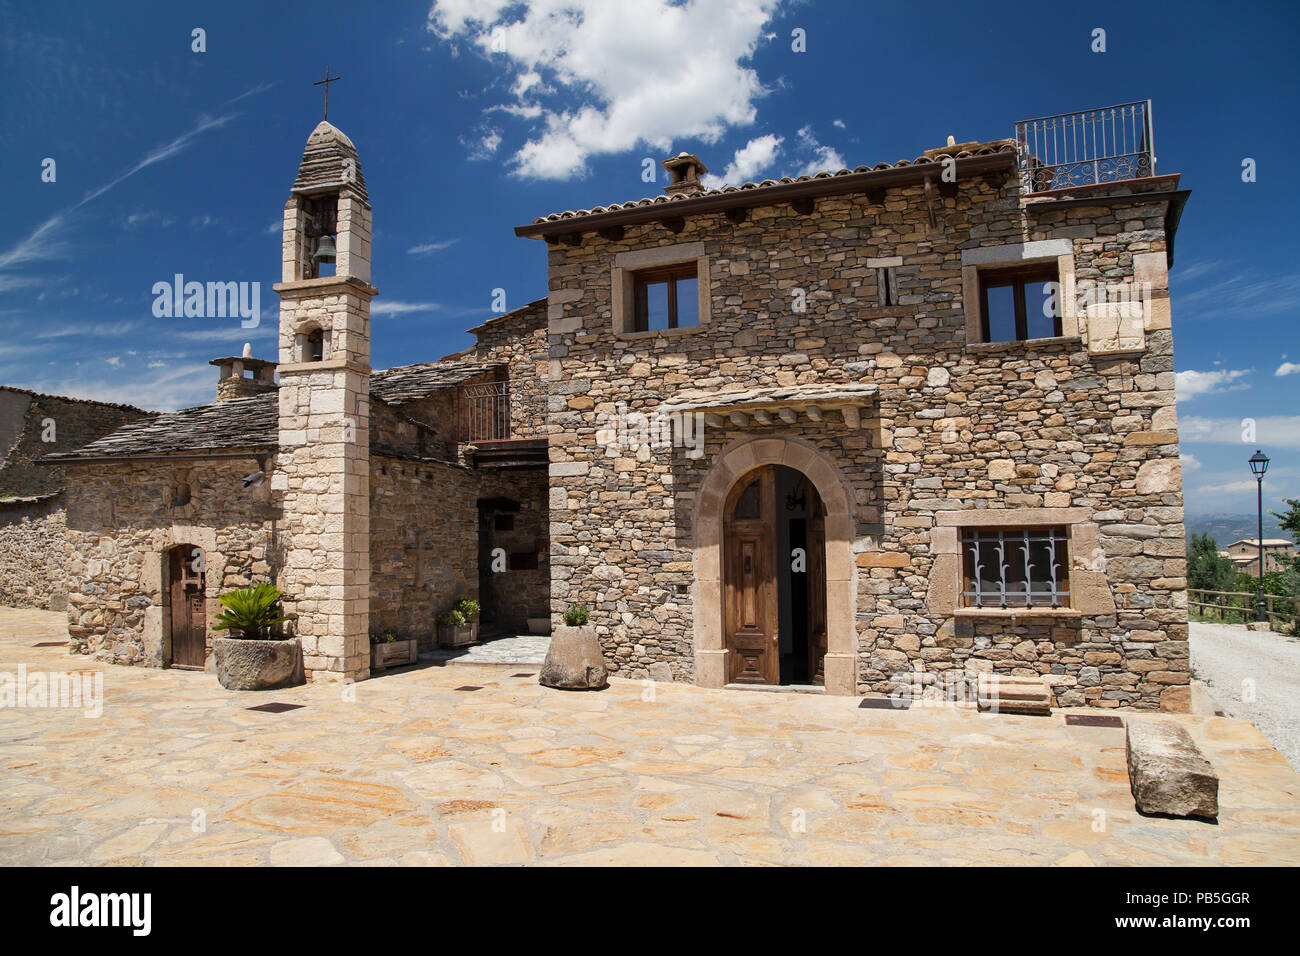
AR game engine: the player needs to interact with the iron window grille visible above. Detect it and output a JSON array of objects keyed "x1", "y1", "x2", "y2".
[{"x1": 961, "y1": 526, "x2": 1070, "y2": 608}]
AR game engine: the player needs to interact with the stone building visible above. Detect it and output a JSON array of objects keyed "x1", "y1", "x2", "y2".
[
  {"x1": 1222, "y1": 538, "x2": 1298, "y2": 577},
  {"x1": 34, "y1": 102, "x2": 1192, "y2": 710},
  {"x1": 0, "y1": 386, "x2": 152, "y2": 608}
]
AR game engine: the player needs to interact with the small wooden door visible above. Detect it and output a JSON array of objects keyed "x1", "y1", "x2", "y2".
[
  {"x1": 168, "y1": 546, "x2": 207, "y2": 669},
  {"x1": 806, "y1": 484, "x2": 828, "y2": 685},
  {"x1": 724, "y1": 467, "x2": 778, "y2": 685}
]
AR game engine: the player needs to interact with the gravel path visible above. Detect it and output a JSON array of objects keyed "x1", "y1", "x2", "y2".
[{"x1": 1190, "y1": 620, "x2": 1300, "y2": 770}]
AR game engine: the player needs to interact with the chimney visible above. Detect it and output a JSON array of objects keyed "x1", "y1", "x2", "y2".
[
  {"x1": 662, "y1": 152, "x2": 709, "y2": 197},
  {"x1": 210, "y1": 343, "x2": 278, "y2": 401}
]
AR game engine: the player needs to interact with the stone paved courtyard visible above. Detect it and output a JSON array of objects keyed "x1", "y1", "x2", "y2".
[{"x1": 1, "y1": 607, "x2": 1298, "y2": 866}]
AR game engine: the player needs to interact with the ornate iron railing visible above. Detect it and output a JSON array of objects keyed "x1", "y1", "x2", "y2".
[
  {"x1": 1015, "y1": 101, "x2": 1155, "y2": 194},
  {"x1": 962, "y1": 526, "x2": 1070, "y2": 608},
  {"x1": 457, "y1": 381, "x2": 545, "y2": 442}
]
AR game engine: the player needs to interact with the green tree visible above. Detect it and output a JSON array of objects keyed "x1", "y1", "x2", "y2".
[{"x1": 1187, "y1": 533, "x2": 1239, "y2": 592}]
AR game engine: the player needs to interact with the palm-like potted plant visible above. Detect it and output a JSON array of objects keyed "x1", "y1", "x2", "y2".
[
  {"x1": 210, "y1": 583, "x2": 303, "y2": 690},
  {"x1": 539, "y1": 603, "x2": 607, "y2": 690}
]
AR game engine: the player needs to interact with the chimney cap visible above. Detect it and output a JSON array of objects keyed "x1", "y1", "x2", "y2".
[
  {"x1": 210, "y1": 354, "x2": 277, "y2": 372},
  {"x1": 661, "y1": 152, "x2": 709, "y2": 197}
]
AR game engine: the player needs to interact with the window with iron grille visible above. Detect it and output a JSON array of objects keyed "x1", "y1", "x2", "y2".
[{"x1": 961, "y1": 526, "x2": 1070, "y2": 608}]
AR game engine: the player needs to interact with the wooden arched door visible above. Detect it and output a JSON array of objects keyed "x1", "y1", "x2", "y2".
[
  {"x1": 723, "y1": 467, "x2": 778, "y2": 684},
  {"x1": 168, "y1": 545, "x2": 207, "y2": 669}
]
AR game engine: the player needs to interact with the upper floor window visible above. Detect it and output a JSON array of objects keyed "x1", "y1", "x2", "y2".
[
  {"x1": 633, "y1": 264, "x2": 699, "y2": 332},
  {"x1": 961, "y1": 525, "x2": 1070, "y2": 608},
  {"x1": 979, "y1": 265, "x2": 1061, "y2": 343}
]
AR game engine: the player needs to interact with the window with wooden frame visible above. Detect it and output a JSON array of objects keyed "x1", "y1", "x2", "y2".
[
  {"x1": 979, "y1": 265, "x2": 1061, "y2": 343},
  {"x1": 961, "y1": 526, "x2": 1070, "y2": 608},
  {"x1": 633, "y1": 263, "x2": 699, "y2": 332}
]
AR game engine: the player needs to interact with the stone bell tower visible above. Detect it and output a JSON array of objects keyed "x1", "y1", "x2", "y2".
[{"x1": 272, "y1": 120, "x2": 375, "y2": 682}]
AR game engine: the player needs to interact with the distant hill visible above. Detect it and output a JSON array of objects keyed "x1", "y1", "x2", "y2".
[{"x1": 1184, "y1": 513, "x2": 1293, "y2": 548}]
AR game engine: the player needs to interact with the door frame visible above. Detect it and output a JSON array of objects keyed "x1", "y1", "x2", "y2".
[
  {"x1": 692, "y1": 436, "x2": 859, "y2": 695},
  {"x1": 166, "y1": 543, "x2": 207, "y2": 670},
  {"x1": 722, "y1": 465, "x2": 779, "y2": 685}
]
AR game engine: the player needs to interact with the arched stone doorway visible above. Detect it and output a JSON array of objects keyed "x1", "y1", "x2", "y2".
[
  {"x1": 166, "y1": 544, "x2": 207, "y2": 669},
  {"x1": 693, "y1": 437, "x2": 857, "y2": 695}
]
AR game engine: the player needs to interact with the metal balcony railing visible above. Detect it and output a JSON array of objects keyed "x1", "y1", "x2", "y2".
[
  {"x1": 457, "y1": 381, "x2": 545, "y2": 442},
  {"x1": 1015, "y1": 101, "x2": 1155, "y2": 194}
]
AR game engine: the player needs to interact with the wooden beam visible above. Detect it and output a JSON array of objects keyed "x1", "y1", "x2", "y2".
[
  {"x1": 866, "y1": 188, "x2": 886, "y2": 205},
  {"x1": 938, "y1": 180, "x2": 958, "y2": 199},
  {"x1": 664, "y1": 217, "x2": 686, "y2": 234},
  {"x1": 923, "y1": 176, "x2": 937, "y2": 229},
  {"x1": 597, "y1": 225, "x2": 625, "y2": 241},
  {"x1": 729, "y1": 411, "x2": 750, "y2": 427},
  {"x1": 560, "y1": 232, "x2": 583, "y2": 247},
  {"x1": 842, "y1": 405, "x2": 861, "y2": 430},
  {"x1": 724, "y1": 207, "x2": 748, "y2": 224},
  {"x1": 791, "y1": 197, "x2": 815, "y2": 216},
  {"x1": 778, "y1": 407, "x2": 798, "y2": 424}
]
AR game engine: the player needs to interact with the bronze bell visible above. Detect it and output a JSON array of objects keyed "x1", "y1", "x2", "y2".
[{"x1": 312, "y1": 234, "x2": 337, "y2": 267}]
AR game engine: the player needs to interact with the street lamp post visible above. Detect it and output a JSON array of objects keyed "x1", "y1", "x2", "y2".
[{"x1": 1248, "y1": 449, "x2": 1271, "y2": 623}]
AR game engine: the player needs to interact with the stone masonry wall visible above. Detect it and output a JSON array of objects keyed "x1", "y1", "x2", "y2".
[
  {"x1": 0, "y1": 387, "x2": 153, "y2": 497},
  {"x1": 62, "y1": 455, "x2": 276, "y2": 666},
  {"x1": 540, "y1": 168, "x2": 1188, "y2": 709},
  {"x1": 369, "y1": 454, "x2": 478, "y2": 650},
  {"x1": 0, "y1": 495, "x2": 67, "y2": 609}
]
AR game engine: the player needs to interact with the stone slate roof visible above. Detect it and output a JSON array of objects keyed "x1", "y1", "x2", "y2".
[
  {"x1": 42, "y1": 394, "x2": 278, "y2": 462},
  {"x1": 529, "y1": 143, "x2": 1019, "y2": 224},
  {"x1": 0, "y1": 384, "x2": 149, "y2": 414},
  {"x1": 370, "y1": 360, "x2": 503, "y2": 404},
  {"x1": 291, "y1": 121, "x2": 369, "y2": 202}
]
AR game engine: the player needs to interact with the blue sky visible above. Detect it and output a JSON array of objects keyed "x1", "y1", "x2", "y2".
[{"x1": 1, "y1": 0, "x2": 1297, "y2": 517}]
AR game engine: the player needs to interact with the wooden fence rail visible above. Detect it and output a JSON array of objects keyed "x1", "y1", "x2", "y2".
[{"x1": 1188, "y1": 588, "x2": 1299, "y2": 628}]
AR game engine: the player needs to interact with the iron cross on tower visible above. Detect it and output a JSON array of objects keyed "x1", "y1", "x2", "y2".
[{"x1": 314, "y1": 65, "x2": 341, "y2": 120}]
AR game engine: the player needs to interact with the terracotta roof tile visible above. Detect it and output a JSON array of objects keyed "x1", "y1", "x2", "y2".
[{"x1": 530, "y1": 144, "x2": 1018, "y2": 224}]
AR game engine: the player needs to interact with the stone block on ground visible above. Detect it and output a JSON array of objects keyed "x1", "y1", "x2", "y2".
[
  {"x1": 978, "y1": 674, "x2": 1052, "y2": 715},
  {"x1": 1125, "y1": 717, "x2": 1219, "y2": 819},
  {"x1": 539, "y1": 625, "x2": 608, "y2": 690}
]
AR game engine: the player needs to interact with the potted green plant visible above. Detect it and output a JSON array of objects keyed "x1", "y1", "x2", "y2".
[
  {"x1": 210, "y1": 583, "x2": 303, "y2": 690},
  {"x1": 436, "y1": 608, "x2": 475, "y2": 648},
  {"x1": 539, "y1": 603, "x2": 607, "y2": 690},
  {"x1": 369, "y1": 630, "x2": 418, "y2": 671},
  {"x1": 455, "y1": 598, "x2": 481, "y2": 641}
]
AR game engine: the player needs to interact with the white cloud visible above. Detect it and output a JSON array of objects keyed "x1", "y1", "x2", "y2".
[
  {"x1": 407, "y1": 239, "x2": 460, "y2": 256},
  {"x1": 428, "y1": 0, "x2": 784, "y2": 179},
  {"x1": 1180, "y1": 452, "x2": 1201, "y2": 473},
  {"x1": 702, "y1": 134, "x2": 782, "y2": 188},
  {"x1": 266, "y1": 220, "x2": 282, "y2": 235},
  {"x1": 1181, "y1": 415, "x2": 1300, "y2": 449},
  {"x1": 370, "y1": 301, "x2": 442, "y2": 316},
  {"x1": 1276, "y1": 362, "x2": 1300, "y2": 377},
  {"x1": 792, "y1": 125, "x2": 845, "y2": 177},
  {"x1": 832, "y1": 118, "x2": 845, "y2": 129},
  {"x1": 105, "y1": 356, "x2": 122, "y2": 368},
  {"x1": 1175, "y1": 367, "x2": 1252, "y2": 398}
]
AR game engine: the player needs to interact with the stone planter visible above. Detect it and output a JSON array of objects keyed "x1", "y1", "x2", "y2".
[
  {"x1": 437, "y1": 623, "x2": 476, "y2": 648},
  {"x1": 213, "y1": 636, "x2": 304, "y2": 691},
  {"x1": 539, "y1": 624, "x2": 608, "y2": 690},
  {"x1": 371, "y1": 638, "x2": 418, "y2": 671}
]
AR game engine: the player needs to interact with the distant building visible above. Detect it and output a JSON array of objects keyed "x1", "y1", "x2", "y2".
[{"x1": 1221, "y1": 539, "x2": 1298, "y2": 576}]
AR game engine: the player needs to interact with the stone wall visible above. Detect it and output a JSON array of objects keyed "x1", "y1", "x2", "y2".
[
  {"x1": 476, "y1": 467, "x2": 550, "y2": 633},
  {"x1": 0, "y1": 494, "x2": 67, "y2": 609},
  {"x1": 459, "y1": 298, "x2": 549, "y2": 438},
  {"x1": 0, "y1": 387, "x2": 153, "y2": 497},
  {"x1": 369, "y1": 454, "x2": 479, "y2": 649},
  {"x1": 62, "y1": 454, "x2": 276, "y2": 667},
  {"x1": 540, "y1": 167, "x2": 1188, "y2": 709}
]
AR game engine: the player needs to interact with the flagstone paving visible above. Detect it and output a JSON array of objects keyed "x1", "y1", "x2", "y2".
[{"x1": 2, "y1": 607, "x2": 1298, "y2": 866}]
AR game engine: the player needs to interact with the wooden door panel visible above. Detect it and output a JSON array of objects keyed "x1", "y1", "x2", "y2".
[
  {"x1": 724, "y1": 467, "x2": 778, "y2": 685},
  {"x1": 169, "y1": 547, "x2": 206, "y2": 669}
]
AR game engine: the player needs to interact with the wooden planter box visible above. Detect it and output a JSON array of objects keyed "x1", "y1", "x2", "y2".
[
  {"x1": 437, "y1": 623, "x2": 477, "y2": 648},
  {"x1": 371, "y1": 638, "x2": 418, "y2": 671}
]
